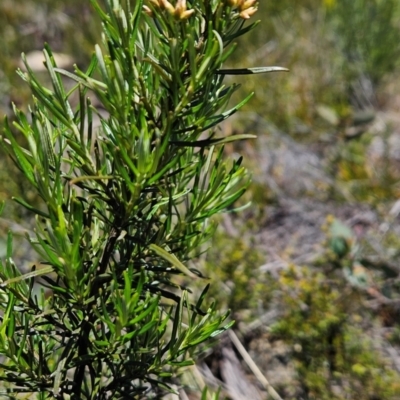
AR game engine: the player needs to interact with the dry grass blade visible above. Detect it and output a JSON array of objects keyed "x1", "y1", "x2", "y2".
[{"x1": 228, "y1": 329, "x2": 283, "y2": 400}]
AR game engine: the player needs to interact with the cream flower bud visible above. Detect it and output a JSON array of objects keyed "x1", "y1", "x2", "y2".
[
  {"x1": 179, "y1": 9, "x2": 195, "y2": 20},
  {"x1": 240, "y1": 0, "x2": 257, "y2": 9},
  {"x1": 175, "y1": 0, "x2": 187, "y2": 14},
  {"x1": 160, "y1": 0, "x2": 176, "y2": 15},
  {"x1": 142, "y1": 5, "x2": 154, "y2": 17},
  {"x1": 147, "y1": 0, "x2": 195, "y2": 21},
  {"x1": 173, "y1": 0, "x2": 195, "y2": 20},
  {"x1": 239, "y1": 6, "x2": 257, "y2": 19}
]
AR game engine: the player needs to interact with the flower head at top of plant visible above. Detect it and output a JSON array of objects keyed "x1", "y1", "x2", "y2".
[
  {"x1": 148, "y1": 0, "x2": 195, "y2": 20},
  {"x1": 226, "y1": 0, "x2": 258, "y2": 19}
]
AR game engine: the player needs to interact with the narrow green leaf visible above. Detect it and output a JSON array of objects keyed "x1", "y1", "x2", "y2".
[
  {"x1": 224, "y1": 20, "x2": 260, "y2": 43},
  {"x1": 6, "y1": 230, "x2": 13, "y2": 259},
  {"x1": 216, "y1": 66, "x2": 289, "y2": 75},
  {"x1": 12, "y1": 197, "x2": 50, "y2": 218},
  {"x1": 210, "y1": 320, "x2": 235, "y2": 337},
  {"x1": 16, "y1": 316, "x2": 29, "y2": 366},
  {"x1": 2, "y1": 121, "x2": 35, "y2": 186},
  {"x1": 6, "y1": 312, "x2": 15, "y2": 339},
  {"x1": 127, "y1": 297, "x2": 159, "y2": 326},
  {"x1": 171, "y1": 134, "x2": 256, "y2": 148},
  {"x1": 149, "y1": 244, "x2": 198, "y2": 278},
  {"x1": 54, "y1": 67, "x2": 108, "y2": 90},
  {"x1": 0, "y1": 292, "x2": 15, "y2": 340},
  {"x1": 168, "y1": 293, "x2": 184, "y2": 355},
  {"x1": 51, "y1": 357, "x2": 66, "y2": 396},
  {"x1": 138, "y1": 320, "x2": 158, "y2": 336},
  {"x1": 0, "y1": 265, "x2": 54, "y2": 288},
  {"x1": 202, "y1": 91, "x2": 254, "y2": 131},
  {"x1": 95, "y1": 45, "x2": 109, "y2": 87},
  {"x1": 43, "y1": 47, "x2": 73, "y2": 120}
]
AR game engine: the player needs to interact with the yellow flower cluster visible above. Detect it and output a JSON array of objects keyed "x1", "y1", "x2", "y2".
[
  {"x1": 227, "y1": 0, "x2": 258, "y2": 19},
  {"x1": 145, "y1": 0, "x2": 195, "y2": 20},
  {"x1": 144, "y1": 0, "x2": 258, "y2": 20}
]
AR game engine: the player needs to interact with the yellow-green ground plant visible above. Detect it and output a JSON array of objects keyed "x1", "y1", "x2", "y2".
[
  {"x1": 271, "y1": 266, "x2": 400, "y2": 400},
  {"x1": 0, "y1": 0, "x2": 286, "y2": 398}
]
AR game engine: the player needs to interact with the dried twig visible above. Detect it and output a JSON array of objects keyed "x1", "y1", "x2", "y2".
[{"x1": 228, "y1": 329, "x2": 283, "y2": 400}]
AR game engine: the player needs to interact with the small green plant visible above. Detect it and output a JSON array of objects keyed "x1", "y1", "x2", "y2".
[
  {"x1": 0, "y1": 0, "x2": 286, "y2": 398},
  {"x1": 272, "y1": 266, "x2": 400, "y2": 399},
  {"x1": 203, "y1": 232, "x2": 269, "y2": 316}
]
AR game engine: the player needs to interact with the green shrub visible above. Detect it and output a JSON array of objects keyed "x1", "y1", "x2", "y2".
[{"x1": 0, "y1": 0, "x2": 285, "y2": 397}]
